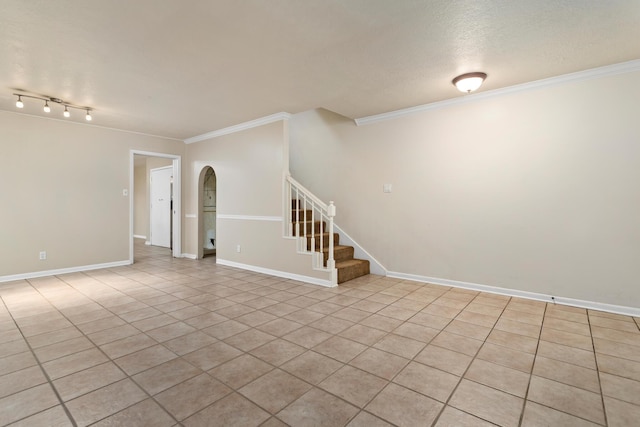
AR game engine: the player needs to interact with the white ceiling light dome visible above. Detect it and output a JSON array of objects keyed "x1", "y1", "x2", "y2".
[{"x1": 452, "y1": 72, "x2": 488, "y2": 93}]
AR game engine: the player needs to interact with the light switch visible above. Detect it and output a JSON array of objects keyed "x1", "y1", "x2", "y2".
[{"x1": 383, "y1": 184, "x2": 392, "y2": 193}]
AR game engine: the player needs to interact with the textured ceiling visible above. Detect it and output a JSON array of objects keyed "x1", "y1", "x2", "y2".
[{"x1": 1, "y1": 0, "x2": 639, "y2": 140}]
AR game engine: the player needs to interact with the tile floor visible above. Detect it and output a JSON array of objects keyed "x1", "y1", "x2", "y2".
[{"x1": 1, "y1": 241, "x2": 639, "y2": 426}]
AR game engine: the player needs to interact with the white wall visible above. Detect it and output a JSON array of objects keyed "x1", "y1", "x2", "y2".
[
  {"x1": 290, "y1": 71, "x2": 640, "y2": 309},
  {"x1": 0, "y1": 112, "x2": 183, "y2": 278}
]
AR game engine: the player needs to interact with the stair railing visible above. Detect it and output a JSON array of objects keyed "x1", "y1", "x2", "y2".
[{"x1": 285, "y1": 174, "x2": 337, "y2": 282}]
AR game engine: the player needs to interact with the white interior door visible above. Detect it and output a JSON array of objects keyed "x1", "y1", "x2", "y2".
[{"x1": 150, "y1": 166, "x2": 172, "y2": 248}]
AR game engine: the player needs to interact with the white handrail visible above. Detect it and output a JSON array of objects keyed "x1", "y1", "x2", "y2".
[
  {"x1": 285, "y1": 174, "x2": 337, "y2": 284},
  {"x1": 286, "y1": 175, "x2": 328, "y2": 210}
]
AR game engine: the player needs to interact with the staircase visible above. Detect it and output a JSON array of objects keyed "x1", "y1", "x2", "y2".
[{"x1": 291, "y1": 200, "x2": 370, "y2": 284}]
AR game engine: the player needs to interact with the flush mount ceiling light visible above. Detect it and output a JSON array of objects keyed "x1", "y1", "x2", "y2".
[
  {"x1": 452, "y1": 72, "x2": 487, "y2": 93},
  {"x1": 13, "y1": 93, "x2": 94, "y2": 121}
]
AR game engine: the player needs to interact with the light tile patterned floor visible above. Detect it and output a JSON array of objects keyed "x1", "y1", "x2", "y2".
[{"x1": 1, "y1": 241, "x2": 639, "y2": 426}]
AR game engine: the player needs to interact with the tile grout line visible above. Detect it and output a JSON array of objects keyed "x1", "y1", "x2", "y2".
[
  {"x1": 517, "y1": 300, "x2": 546, "y2": 427},
  {"x1": 522, "y1": 306, "x2": 609, "y2": 426},
  {"x1": 164, "y1": 283, "x2": 441, "y2": 425},
  {"x1": 289, "y1": 288, "x2": 531, "y2": 426},
  {"x1": 588, "y1": 310, "x2": 609, "y2": 427},
  {"x1": 94, "y1": 263, "x2": 252, "y2": 424},
  {"x1": 283, "y1": 287, "x2": 491, "y2": 425},
  {"x1": 429, "y1": 294, "x2": 512, "y2": 426},
  {"x1": 244, "y1": 285, "x2": 441, "y2": 426},
  {"x1": 54, "y1": 262, "x2": 355, "y2": 425},
  {"x1": 6, "y1": 276, "x2": 480, "y2": 426},
  {"x1": 0, "y1": 289, "x2": 78, "y2": 427},
  {"x1": 27, "y1": 272, "x2": 186, "y2": 427},
  {"x1": 74, "y1": 270, "x2": 222, "y2": 427}
]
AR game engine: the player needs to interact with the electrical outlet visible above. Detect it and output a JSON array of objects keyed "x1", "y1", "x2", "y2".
[
  {"x1": 236, "y1": 244, "x2": 241, "y2": 253},
  {"x1": 39, "y1": 251, "x2": 47, "y2": 260}
]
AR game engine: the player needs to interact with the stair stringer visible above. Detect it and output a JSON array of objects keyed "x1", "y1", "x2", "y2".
[{"x1": 333, "y1": 224, "x2": 387, "y2": 276}]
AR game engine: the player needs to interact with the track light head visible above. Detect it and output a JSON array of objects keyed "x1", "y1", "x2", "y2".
[
  {"x1": 85, "y1": 110, "x2": 92, "y2": 121},
  {"x1": 16, "y1": 95, "x2": 24, "y2": 108},
  {"x1": 43, "y1": 101, "x2": 51, "y2": 113},
  {"x1": 63, "y1": 106, "x2": 70, "y2": 118}
]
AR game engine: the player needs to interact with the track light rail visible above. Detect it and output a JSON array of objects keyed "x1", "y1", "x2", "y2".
[{"x1": 13, "y1": 92, "x2": 93, "y2": 120}]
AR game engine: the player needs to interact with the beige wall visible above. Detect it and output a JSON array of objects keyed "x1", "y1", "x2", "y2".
[
  {"x1": 183, "y1": 120, "x2": 329, "y2": 281},
  {"x1": 0, "y1": 111, "x2": 184, "y2": 277},
  {"x1": 290, "y1": 71, "x2": 640, "y2": 308}
]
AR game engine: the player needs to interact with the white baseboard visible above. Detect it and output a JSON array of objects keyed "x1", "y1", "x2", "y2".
[
  {"x1": 386, "y1": 270, "x2": 640, "y2": 317},
  {"x1": 133, "y1": 235, "x2": 147, "y2": 240},
  {"x1": 182, "y1": 253, "x2": 197, "y2": 259},
  {"x1": 216, "y1": 258, "x2": 336, "y2": 288},
  {"x1": 334, "y1": 224, "x2": 386, "y2": 276},
  {"x1": 0, "y1": 260, "x2": 132, "y2": 284}
]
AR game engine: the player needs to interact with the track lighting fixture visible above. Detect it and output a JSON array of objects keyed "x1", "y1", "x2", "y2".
[{"x1": 13, "y1": 93, "x2": 94, "y2": 120}]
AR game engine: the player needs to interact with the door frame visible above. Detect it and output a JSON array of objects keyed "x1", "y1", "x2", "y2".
[{"x1": 129, "y1": 150, "x2": 182, "y2": 262}]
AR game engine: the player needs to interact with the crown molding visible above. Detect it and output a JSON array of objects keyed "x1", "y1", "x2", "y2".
[
  {"x1": 355, "y1": 59, "x2": 640, "y2": 126},
  {"x1": 184, "y1": 112, "x2": 292, "y2": 144}
]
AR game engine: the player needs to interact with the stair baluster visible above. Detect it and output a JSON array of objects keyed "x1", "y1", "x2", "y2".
[{"x1": 327, "y1": 201, "x2": 335, "y2": 270}]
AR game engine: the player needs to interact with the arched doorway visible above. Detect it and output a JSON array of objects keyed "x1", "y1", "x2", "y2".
[{"x1": 198, "y1": 166, "x2": 216, "y2": 259}]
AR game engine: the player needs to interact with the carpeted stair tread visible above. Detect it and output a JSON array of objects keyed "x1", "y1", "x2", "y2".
[
  {"x1": 336, "y1": 259, "x2": 370, "y2": 284},
  {"x1": 321, "y1": 245, "x2": 354, "y2": 264},
  {"x1": 335, "y1": 259, "x2": 368, "y2": 267}
]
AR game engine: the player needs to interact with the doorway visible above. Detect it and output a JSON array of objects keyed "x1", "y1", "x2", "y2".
[
  {"x1": 198, "y1": 166, "x2": 217, "y2": 259},
  {"x1": 150, "y1": 166, "x2": 173, "y2": 248},
  {"x1": 129, "y1": 150, "x2": 181, "y2": 263}
]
